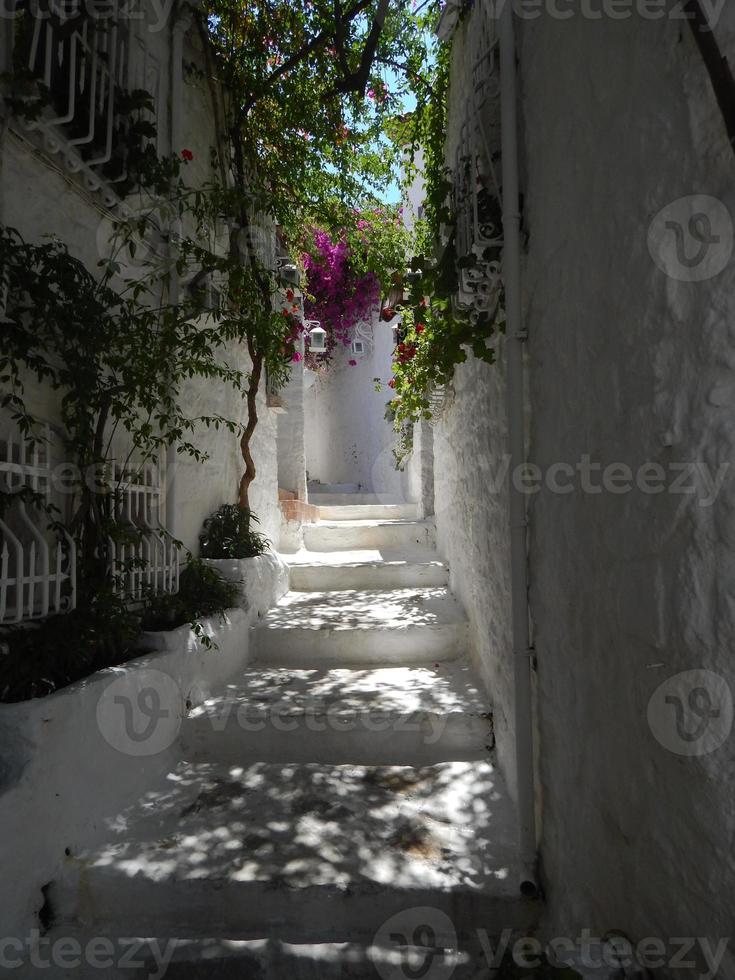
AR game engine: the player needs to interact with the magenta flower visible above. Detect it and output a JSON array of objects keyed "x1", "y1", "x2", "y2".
[
  {"x1": 292, "y1": 351, "x2": 303, "y2": 363},
  {"x1": 349, "y1": 359, "x2": 357, "y2": 366}
]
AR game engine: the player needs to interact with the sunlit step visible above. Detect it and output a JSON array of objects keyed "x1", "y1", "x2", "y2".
[
  {"x1": 181, "y1": 660, "x2": 492, "y2": 766},
  {"x1": 253, "y1": 588, "x2": 467, "y2": 666},
  {"x1": 309, "y1": 493, "x2": 407, "y2": 506},
  {"x1": 54, "y1": 759, "x2": 526, "y2": 944},
  {"x1": 317, "y1": 504, "x2": 418, "y2": 521},
  {"x1": 288, "y1": 552, "x2": 448, "y2": 591},
  {"x1": 304, "y1": 519, "x2": 436, "y2": 552}
]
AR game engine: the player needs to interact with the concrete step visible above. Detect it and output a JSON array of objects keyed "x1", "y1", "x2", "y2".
[
  {"x1": 287, "y1": 548, "x2": 449, "y2": 591},
  {"x1": 18, "y1": 935, "x2": 508, "y2": 979},
  {"x1": 253, "y1": 588, "x2": 468, "y2": 666},
  {"x1": 309, "y1": 493, "x2": 407, "y2": 506},
  {"x1": 54, "y1": 759, "x2": 529, "y2": 944},
  {"x1": 307, "y1": 483, "x2": 361, "y2": 494},
  {"x1": 304, "y1": 519, "x2": 436, "y2": 552},
  {"x1": 181, "y1": 660, "x2": 493, "y2": 766},
  {"x1": 14, "y1": 931, "x2": 612, "y2": 979},
  {"x1": 317, "y1": 503, "x2": 418, "y2": 521}
]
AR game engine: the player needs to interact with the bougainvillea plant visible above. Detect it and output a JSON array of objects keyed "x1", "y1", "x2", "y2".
[
  {"x1": 302, "y1": 230, "x2": 379, "y2": 369},
  {"x1": 301, "y1": 207, "x2": 409, "y2": 370}
]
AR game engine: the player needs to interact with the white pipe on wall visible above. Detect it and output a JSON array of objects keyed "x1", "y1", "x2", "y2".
[
  {"x1": 498, "y1": 0, "x2": 538, "y2": 895},
  {"x1": 165, "y1": 7, "x2": 187, "y2": 540}
]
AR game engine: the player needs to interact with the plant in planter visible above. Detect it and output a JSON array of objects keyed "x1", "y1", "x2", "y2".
[
  {"x1": 199, "y1": 505, "x2": 271, "y2": 560},
  {"x1": 0, "y1": 591, "x2": 141, "y2": 703},
  {"x1": 142, "y1": 558, "x2": 240, "y2": 645}
]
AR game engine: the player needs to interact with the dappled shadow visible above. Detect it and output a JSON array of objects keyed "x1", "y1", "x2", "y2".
[
  {"x1": 190, "y1": 660, "x2": 489, "y2": 719},
  {"x1": 88, "y1": 757, "x2": 518, "y2": 900},
  {"x1": 262, "y1": 588, "x2": 464, "y2": 630}
]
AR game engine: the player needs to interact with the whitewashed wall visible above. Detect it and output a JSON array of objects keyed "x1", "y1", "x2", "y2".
[
  {"x1": 521, "y1": 11, "x2": 735, "y2": 955},
  {"x1": 304, "y1": 315, "x2": 410, "y2": 499},
  {"x1": 170, "y1": 341, "x2": 281, "y2": 554},
  {"x1": 0, "y1": 18, "x2": 281, "y2": 556},
  {"x1": 439, "y1": 3, "x2": 735, "y2": 963},
  {"x1": 277, "y1": 359, "x2": 308, "y2": 501}
]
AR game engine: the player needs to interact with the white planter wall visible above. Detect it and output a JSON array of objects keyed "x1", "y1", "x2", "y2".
[{"x1": 0, "y1": 553, "x2": 288, "y2": 941}]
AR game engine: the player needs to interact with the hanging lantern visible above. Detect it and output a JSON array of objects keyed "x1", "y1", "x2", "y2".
[{"x1": 306, "y1": 323, "x2": 327, "y2": 352}]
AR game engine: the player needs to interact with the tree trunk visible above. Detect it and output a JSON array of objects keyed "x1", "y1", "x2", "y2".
[{"x1": 238, "y1": 338, "x2": 263, "y2": 516}]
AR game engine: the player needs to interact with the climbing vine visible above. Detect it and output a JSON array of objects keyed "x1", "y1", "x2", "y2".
[{"x1": 383, "y1": 1, "x2": 505, "y2": 455}]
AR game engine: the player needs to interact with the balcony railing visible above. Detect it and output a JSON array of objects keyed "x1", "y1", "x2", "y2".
[{"x1": 9, "y1": 5, "x2": 160, "y2": 207}]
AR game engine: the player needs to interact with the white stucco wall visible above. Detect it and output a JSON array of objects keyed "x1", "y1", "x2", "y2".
[
  {"x1": 1, "y1": 22, "x2": 281, "y2": 558},
  {"x1": 277, "y1": 359, "x2": 308, "y2": 500},
  {"x1": 304, "y1": 315, "x2": 410, "y2": 499},
  {"x1": 171, "y1": 341, "x2": 281, "y2": 555},
  {"x1": 521, "y1": 12, "x2": 735, "y2": 953},
  {"x1": 0, "y1": 553, "x2": 288, "y2": 942},
  {"x1": 439, "y1": 3, "x2": 735, "y2": 963},
  {"x1": 432, "y1": 345, "x2": 515, "y2": 788}
]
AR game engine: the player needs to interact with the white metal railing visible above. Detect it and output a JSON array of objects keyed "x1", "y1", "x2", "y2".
[
  {"x1": 108, "y1": 458, "x2": 180, "y2": 601},
  {"x1": 0, "y1": 424, "x2": 180, "y2": 623},
  {"x1": 11, "y1": 7, "x2": 159, "y2": 205},
  {"x1": 0, "y1": 426, "x2": 76, "y2": 625}
]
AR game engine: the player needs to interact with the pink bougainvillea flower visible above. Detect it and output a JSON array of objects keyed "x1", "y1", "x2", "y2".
[
  {"x1": 388, "y1": 378, "x2": 396, "y2": 389},
  {"x1": 286, "y1": 288, "x2": 295, "y2": 302},
  {"x1": 415, "y1": 324, "x2": 425, "y2": 334},
  {"x1": 181, "y1": 149, "x2": 194, "y2": 161},
  {"x1": 349, "y1": 358, "x2": 357, "y2": 366},
  {"x1": 292, "y1": 351, "x2": 303, "y2": 363}
]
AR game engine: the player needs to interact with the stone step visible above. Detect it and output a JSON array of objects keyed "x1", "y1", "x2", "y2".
[
  {"x1": 15, "y1": 931, "x2": 615, "y2": 980},
  {"x1": 54, "y1": 759, "x2": 528, "y2": 945},
  {"x1": 309, "y1": 493, "x2": 406, "y2": 506},
  {"x1": 19, "y1": 936, "x2": 509, "y2": 979},
  {"x1": 181, "y1": 660, "x2": 493, "y2": 766},
  {"x1": 253, "y1": 588, "x2": 468, "y2": 666},
  {"x1": 287, "y1": 549, "x2": 449, "y2": 591},
  {"x1": 317, "y1": 503, "x2": 418, "y2": 521},
  {"x1": 304, "y1": 519, "x2": 436, "y2": 552},
  {"x1": 307, "y1": 483, "x2": 362, "y2": 494}
]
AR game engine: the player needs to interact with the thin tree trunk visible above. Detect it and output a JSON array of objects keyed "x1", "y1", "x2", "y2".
[{"x1": 238, "y1": 338, "x2": 263, "y2": 515}]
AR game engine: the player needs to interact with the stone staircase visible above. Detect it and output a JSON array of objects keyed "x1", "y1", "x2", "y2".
[{"x1": 36, "y1": 499, "x2": 537, "y2": 978}]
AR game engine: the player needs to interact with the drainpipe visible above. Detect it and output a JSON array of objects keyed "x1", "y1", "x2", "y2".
[
  {"x1": 498, "y1": 1, "x2": 538, "y2": 896},
  {"x1": 165, "y1": 8, "x2": 188, "y2": 543},
  {"x1": 0, "y1": 17, "x2": 12, "y2": 226}
]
